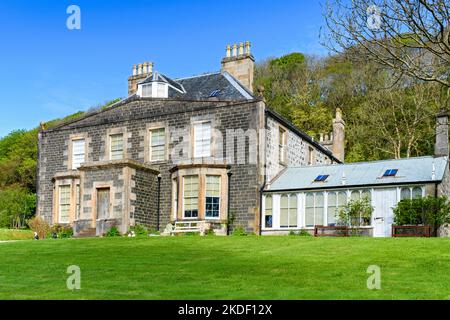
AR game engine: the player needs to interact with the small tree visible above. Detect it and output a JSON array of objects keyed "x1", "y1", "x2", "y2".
[
  {"x1": 393, "y1": 196, "x2": 450, "y2": 236},
  {"x1": 337, "y1": 197, "x2": 374, "y2": 235},
  {"x1": 0, "y1": 185, "x2": 36, "y2": 229},
  {"x1": 27, "y1": 216, "x2": 51, "y2": 240}
]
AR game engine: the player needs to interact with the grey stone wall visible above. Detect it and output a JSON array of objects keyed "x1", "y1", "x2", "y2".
[
  {"x1": 438, "y1": 162, "x2": 450, "y2": 198},
  {"x1": 265, "y1": 116, "x2": 333, "y2": 182},
  {"x1": 131, "y1": 168, "x2": 159, "y2": 228}
]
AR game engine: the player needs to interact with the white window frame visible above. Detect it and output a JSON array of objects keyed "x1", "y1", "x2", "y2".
[
  {"x1": 279, "y1": 193, "x2": 298, "y2": 229},
  {"x1": 205, "y1": 175, "x2": 221, "y2": 220},
  {"x1": 149, "y1": 127, "x2": 166, "y2": 162},
  {"x1": 71, "y1": 138, "x2": 86, "y2": 170},
  {"x1": 263, "y1": 195, "x2": 274, "y2": 229},
  {"x1": 182, "y1": 175, "x2": 199, "y2": 220},
  {"x1": 59, "y1": 185, "x2": 71, "y2": 224},
  {"x1": 326, "y1": 190, "x2": 348, "y2": 226},
  {"x1": 193, "y1": 121, "x2": 212, "y2": 158},
  {"x1": 279, "y1": 127, "x2": 287, "y2": 164},
  {"x1": 141, "y1": 84, "x2": 152, "y2": 97},
  {"x1": 110, "y1": 133, "x2": 124, "y2": 160},
  {"x1": 304, "y1": 192, "x2": 325, "y2": 228},
  {"x1": 399, "y1": 186, "x2": 424, "y2": 201}
]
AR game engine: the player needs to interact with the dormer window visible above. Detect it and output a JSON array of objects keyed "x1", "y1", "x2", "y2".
[
  {"x1": 138, "y1": 72, "x2": 183, "y2": 99},
  {"x1": 139, "y1": 82, "x2": 168, "y2": 98}
]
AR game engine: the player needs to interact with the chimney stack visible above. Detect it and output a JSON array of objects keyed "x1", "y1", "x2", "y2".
[
  {"x1": 128, "y1": 61, "x2": 153, "y2": 96},
  {"x1": 435, "y1": 110, "x2": 449, "y2": 158},
  {"x1": 332, "y1": 108, "x2": 345, "y2": 162},
  {"x1": 221, "y1": 41, "x2": 255, "y2": 93}
]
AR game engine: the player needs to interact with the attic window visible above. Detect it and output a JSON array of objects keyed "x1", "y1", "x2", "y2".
[
  {"x1": 209, "y1": 89, "x2": 221, "y2": 97},
  {"x1": 314, "y1": 175, "x2": 329, "y2": 182},
  {"x1": 383, "y1": 169, "x2": 398, "y2": 177},
  {"x1": 141, "y1": 84, "x2": 152, "y2": 97}
]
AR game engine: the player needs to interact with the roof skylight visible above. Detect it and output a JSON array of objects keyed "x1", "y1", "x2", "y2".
[
  {"x1": 314, "y1": 175, "x2": 329, "y2": 182},
  {"x1": 383, "y1": 169, "x2": 398, "y2": 177}
]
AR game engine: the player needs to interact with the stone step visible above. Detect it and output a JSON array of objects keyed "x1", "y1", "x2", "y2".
[{"x1": 75, "y1": 228, "x2": 97, "y2": 238}]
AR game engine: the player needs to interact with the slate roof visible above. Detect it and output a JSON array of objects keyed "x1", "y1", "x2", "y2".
[
  {"x1": 138, "y1": 71, "x2": 254, "y2": 101},
  {"x1": 266, "y1": 156, "x2": 449, "y2": 191}
]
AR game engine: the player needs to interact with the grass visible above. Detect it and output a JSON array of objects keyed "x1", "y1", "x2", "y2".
[
  {"x1": 0, "y1": 236, "x2": 450, "y2": 300},
  {"x1": 0, "y1": 229, "x2": 34, "y2": 241}
]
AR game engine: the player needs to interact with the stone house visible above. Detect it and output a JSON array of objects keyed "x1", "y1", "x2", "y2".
[{"x1": 36, "y1": 42, "x2": 341, "y2": 236}]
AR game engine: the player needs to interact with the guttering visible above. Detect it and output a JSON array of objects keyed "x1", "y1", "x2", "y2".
[
  {"x1": 227, "y1": 170, "x2": 233, "y2": 236},
  {"x1": 157, "y1": 174, "x2": 162, "y2": 231},
  {"x1": 258, "y1": 113, "x2": 269, "y2": 236}
]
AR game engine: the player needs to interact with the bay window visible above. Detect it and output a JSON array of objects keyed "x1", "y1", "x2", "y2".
[
  {"x1": 205, "y1": 175, "x2": 221, "y2": 219},
  {"x1": 183, "y1": 176, "x2": 199, "y2": 218},
  {"x1": 59, "y1": 185, "x2": 71, "y2": 224}
]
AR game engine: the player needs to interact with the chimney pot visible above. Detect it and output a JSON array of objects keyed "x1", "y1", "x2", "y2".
[
  {"x1": 239, "y1": 43, "x2": 244, "y2": 55},
  {"x1": 245, "y1": 41, "x2": 251, "y2": 55},
  {"x1": 320, "y1": 133, "x2": 324, "y2": 142},
  {"x1": 226, "y1": 45, "x2": 231, "y2": 58},
  {"x1": 148, "y1": 62, "x2": 154, "y2": 74},
  {"x1": 232, "y1": 44, "x2": 238, "y2": 57},
  {"x1": 133, "y1": 64, "x2": 137, "y2": 76}
]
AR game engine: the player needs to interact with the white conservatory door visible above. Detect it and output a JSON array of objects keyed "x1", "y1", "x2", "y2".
[{"x1": 372, "y1": 189, "x2": 397, "y2": 237}]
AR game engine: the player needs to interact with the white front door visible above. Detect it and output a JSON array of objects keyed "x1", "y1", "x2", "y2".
[{"x1": 372, "y1": 188, "x2": 397, "y2": 237}]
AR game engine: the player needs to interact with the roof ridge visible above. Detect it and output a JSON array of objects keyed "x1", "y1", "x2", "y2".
[
  {"x1": 175, "y1": 72, "x2": 221, "y2": 81},
  {"x1": 287, "y1": 155, "x2": 447, "y2": 169}
]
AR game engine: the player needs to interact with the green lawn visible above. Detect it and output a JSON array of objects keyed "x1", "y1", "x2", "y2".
[
  {"x1": 0, "y1": 229, "x2": 34, "y2": 241},
  {"x1": 0, "y1": 236, "x2": 450, "y2": 300}
]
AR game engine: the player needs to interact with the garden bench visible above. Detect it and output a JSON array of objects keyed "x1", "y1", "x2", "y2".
[{"x1": 171, "y1": 221, "x2": 202, "y2": 235}]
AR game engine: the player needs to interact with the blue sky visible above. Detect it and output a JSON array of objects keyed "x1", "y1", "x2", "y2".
[{"x1": 0, "y1": 0, "x2": 328, "y2": 137}]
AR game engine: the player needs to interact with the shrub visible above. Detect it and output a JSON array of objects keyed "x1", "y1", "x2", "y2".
[
  {"x1": 27, "y1": 216, "x2": 51, "y2": 240},
  {"x1": 394, "y1": 196, "x2": 450, "y2": 236},
  {"x1": 231, "y1": 226, "x2": 247, "y2": 236},
  {"x1": 128, "y1": 224, "x2": 149, "y2": 237},
  {"x1": 50, "y1": 224, "x2": 73, "y2": 239},
  {"x1": 105, "y1": 226, "x2": 121, "y2": 237},
  {"x1": 338, "y1": 197, "x2": 374, "y2": 228}
]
